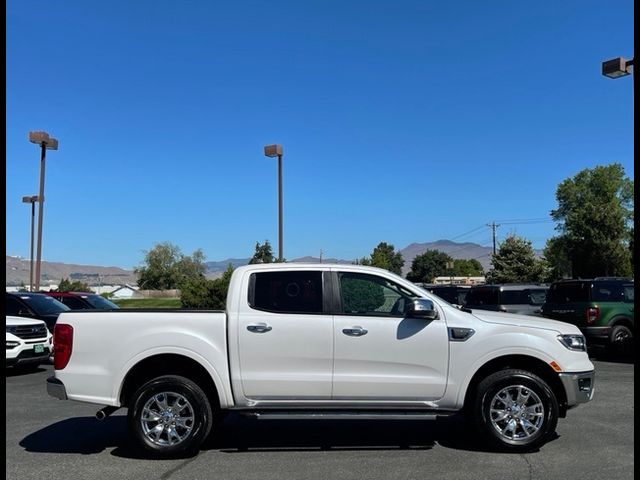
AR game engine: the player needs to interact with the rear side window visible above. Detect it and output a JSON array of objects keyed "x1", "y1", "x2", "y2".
[
  {"x1": 591, "y1": 283, "x2": 624, "y2": 302},
  {"x1": 250, "y1": 271, "x2": 323, "y2": 314},
  {"x1": 527, "y1": 289, "x2": 547, "y2": 305},
  {"x1": 623, "y1": 285, "x2": 634, "y2": 302},
  {"x1": 466, "y1": 288, "x2": 499, "y2": 306},
  {"x1": 546, "y1": 282, "x2": 589, "y2": 303},
  {"x1": 501, "y1": 290, "x2": 526, "y2": 305}
]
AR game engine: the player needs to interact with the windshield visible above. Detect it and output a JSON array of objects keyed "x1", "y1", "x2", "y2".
[
  {"x1": 83, "y1": 295, "x2": 119, "y2": 309},
  {"x1": 20, "y1": 295, "x2": 70, "y2": 314}
]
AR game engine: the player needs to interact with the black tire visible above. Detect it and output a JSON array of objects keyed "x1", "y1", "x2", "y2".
[
  {"x1": 128, "y1": 375, "x2": 213, "y2": 457},
  {"x1": 473, "y1": 369, "x2": 558, "y2": 452},
  {"x1": 609, "y1": 325, "x2": 634, "y2": 355}
]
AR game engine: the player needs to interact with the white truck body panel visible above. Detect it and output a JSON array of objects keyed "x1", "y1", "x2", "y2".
[{"x1": 52, "y1": 263, "x2": 594, "y2": 412}]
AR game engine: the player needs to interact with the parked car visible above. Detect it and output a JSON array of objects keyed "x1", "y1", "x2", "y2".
[
  {"x1": 541, "y1": 278, "x2": 634, "y2": 351},
  {"x1": 423, "y1": 285, "x2": 471, "y2": 306},
  {"x1": 44, "y1": 291, "x2": 119, "y2": 310},
  {"x1": 48, "y1": 263, "x2": 594, "y2": 456},
  {"x1": 5, "y1": 292, "x2": 70, "y2": 332},
  {"x1": 6, "y1": 315, "x2": 53, "y2": 369},
  {"x1": 464, "y1": 284, "x2": 548, "y2": 316}
]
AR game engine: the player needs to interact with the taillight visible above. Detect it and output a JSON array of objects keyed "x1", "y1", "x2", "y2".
[
  {"x1": 53, "y1": 324, "x2": 73, "y2": 370},
  {"x1": 585, "y1": 307, "x2": 600, "y2": 325}
]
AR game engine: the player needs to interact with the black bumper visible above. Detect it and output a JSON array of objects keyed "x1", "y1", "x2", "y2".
[{"x1": 6, "y1": 348, "x2": 51, "y2": 367}]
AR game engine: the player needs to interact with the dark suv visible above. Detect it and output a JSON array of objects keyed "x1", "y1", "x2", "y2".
[
  {"x1": 5, "y1": 292, "x2": 70, "y2": 332},
  {"x1": 44, "y1": 291, "x2": 119, "y2": 310},
  {"x1": 423, "y1": 285, "x2": 471, "y2": 306},
  {"x1": 541, "y1": 278, "x2": 634, "y2": 351},
  {"x1": 464, "y1": 284, "x2": 548, "y2": 316}
]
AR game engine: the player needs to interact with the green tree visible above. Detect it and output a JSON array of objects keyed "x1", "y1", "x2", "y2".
[
  {"x1": 450, "y1": 259, "x2": 484, "y2": 276},
  {"x1": 249, "y1": 240, "x2": 275, "y2": 264},
  {"x1": 359, "y1": 242, "x2": 404, "y2": 275},
  {"x1": 406, "y1": 250, "x2": 452, "y2": 283},
  {"x1": 487, "y1": 235, "x2": 547, "y2": 283},
  {"x1": 57, "y1": 277, "x2": 91, "y2": 292},
  {"x1": 547, "y1": 163, "x2": 633, "y2": 278},
  {"x1": 180, "y1": 264, "x2": 234, "y2": 309},
  {"x1": 542, "y1": 236, "x2": 572, "y2": 281},
  {"x1": 135, "y1": 242, "x2": 206, "y2": 290}
]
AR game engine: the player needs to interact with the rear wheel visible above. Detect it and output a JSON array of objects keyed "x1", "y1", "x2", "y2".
[
  {"x1": 609, "y1": 325, "x2": 634, "y2": 355},
  {"x1": 128, "y1": 375, "x2": 213, "y2": 457},
  {"x1": 473, "y1": 369, "x2": 558, "y2": 452}
]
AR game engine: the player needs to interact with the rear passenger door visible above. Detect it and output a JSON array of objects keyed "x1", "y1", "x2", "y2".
[{"x1": 237, "y1": 269, "x2": 334, "y2": 400}]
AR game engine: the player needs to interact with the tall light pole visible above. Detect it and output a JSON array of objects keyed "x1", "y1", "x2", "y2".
[
  {"x1": 28, "y1": 131, "x2": 59, "y2": 291},
  {"x1": 264, "y1": 144, "x2": 284, "y2": 261},
  {"x1": 602, "y1": 56, "x2": 634, "y2": 94},
  {"x1": 21, "y1": 195, "x2": 39, "y2": 292}
]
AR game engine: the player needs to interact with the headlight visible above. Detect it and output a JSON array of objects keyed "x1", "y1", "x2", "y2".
[
  {"x1": 6, "y1": 341, "x2": 20, "y2": 349},
  {"x1": 557, "y1": 334, "x2": 587, "y2": 351}
]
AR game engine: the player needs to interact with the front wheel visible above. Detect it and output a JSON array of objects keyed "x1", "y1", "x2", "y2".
[
  {"x1": 473, "y1": 369, "x2": 558, "y2": 452},
  {"x1": 128, "y1": 375, "x2": 213, "y2": 457}
]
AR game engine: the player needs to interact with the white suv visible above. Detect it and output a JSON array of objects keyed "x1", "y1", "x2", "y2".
[{"x1": 6, "y1": 316, "x2": 52, "y2": 369}]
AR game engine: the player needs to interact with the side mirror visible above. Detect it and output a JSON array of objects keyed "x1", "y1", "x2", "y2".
[{"x1": 407, "y1": 299, "x2": 439, "y2": 320}]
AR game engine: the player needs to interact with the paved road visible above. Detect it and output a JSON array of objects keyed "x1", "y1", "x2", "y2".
[{"x1": 6, "y1": 356, "x2": 634, "y2": 480}]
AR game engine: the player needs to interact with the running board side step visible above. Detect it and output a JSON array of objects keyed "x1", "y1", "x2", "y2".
[{"x1": 238, "y1": 411, "x2": 456, "y2": 421}]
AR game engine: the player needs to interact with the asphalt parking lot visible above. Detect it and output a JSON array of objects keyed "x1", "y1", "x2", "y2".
[{"x1": 6, "y1": 355, "x2": 634, "y2": 480}]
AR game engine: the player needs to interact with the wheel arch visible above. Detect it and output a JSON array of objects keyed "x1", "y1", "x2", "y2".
[
  {"x1": 462, "y1": 354, "x2": 569, "y2": 417},
  {"x1": 119, "y1": 353, "x2": 221, "y2": 411}
]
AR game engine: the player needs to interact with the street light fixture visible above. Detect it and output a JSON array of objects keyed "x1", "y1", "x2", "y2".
[
  {"x1": 264, "y1": 144, "x2": 284, "y2": 262},
  {"x1": 21, "y1": 195, "x2": 39, "y2": 292},
  {"x1": 602, "y1": 57, "x2": 634, "y2": 79},
  {"x1": 28, "y1": 131, "x2": 59, "y2": 291}
]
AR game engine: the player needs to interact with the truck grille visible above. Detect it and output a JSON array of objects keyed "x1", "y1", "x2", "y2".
[{"x1": 7, "y1": 324, "x2": 48, "y2": 340}]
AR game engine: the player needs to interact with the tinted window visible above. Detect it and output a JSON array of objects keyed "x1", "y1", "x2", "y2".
[
  {"x1": 84, "y1": 295, "x2": 119, "y2": 309},
  {"x1": 19, "y1": 295, "x2": 70, "y2": 314},
  {"x1": 428, "y1": 288, "x2": 458, "y2": 304},
  {"x1": 339, "y1": 272, "x2": 416, "y2": 316},
  {"x1": 61, "y1": 296, "x2": 90, "y2": 309},
  {"x1": 527, "y1": 289, "x2": 547, "y2": 305},
  {"x1": 591, "y1": 283, "x2": 624, "y2": 302},
  {"x1": 6, "y1": 296, "x2": 27, "y2": 316},
  {"x1": 501, "y1": 290, "x2": 526, "y2": 305},
  {"x1": 623, "y1": 285, "x2": 634, "y2": 302},
  {"x1": 546, "y1": 282, "x2": 589, "y2": 303},
  {"x1": 466, "y1": 288, "x2": 499, "y2": 306},
  {"x1": 251, "y1": 271, "x2": 323, "y2": 314}
]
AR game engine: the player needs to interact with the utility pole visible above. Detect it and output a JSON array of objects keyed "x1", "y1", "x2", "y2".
[
  {"x1": 487, "y1": 222, "x2": 501, "y2": 255},
  {"x1": 319, "y1": 249, "x2": 323, "y2": 263}
]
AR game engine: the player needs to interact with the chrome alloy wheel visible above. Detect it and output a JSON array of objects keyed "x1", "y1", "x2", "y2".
[
  {"x1": 140, "y1": 392, "x2": 195, "y2": 447},
  {"x1": 489, "y1": 385, "x2": 544, "y2": 441}
]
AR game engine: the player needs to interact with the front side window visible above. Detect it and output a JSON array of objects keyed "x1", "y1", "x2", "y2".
[
  {"x1": 339, "y1": 272, "x2": 416, "y2": 317},
  {"x1": 623, "y1": 285, "x2": 634, "y2": 303},
  {"x1": 250, "y1": 271, "x2": 323, "y2": 314},
  {"x1": 527, "y1": 289, "x2": 547, "y2": 305}
]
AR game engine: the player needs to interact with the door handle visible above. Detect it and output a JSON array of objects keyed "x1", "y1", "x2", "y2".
[
  {"x1": 247, "y1": 323, "x2": 272, "y2": 333},
  {"x1": 342, "y1": 326, "x2": 368, "y2": 337}
]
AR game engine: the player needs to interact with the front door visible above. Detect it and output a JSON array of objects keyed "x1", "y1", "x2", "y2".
[
  {"x1": 237, "y1": 269, "x2": 333, "y2": 400},
  {"x1": 332, "y1": 271, "x2": 449, "y2": 401}
]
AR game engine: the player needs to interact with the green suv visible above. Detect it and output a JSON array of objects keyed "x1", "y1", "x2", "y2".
[{"x1": 541, "y1": 278, "x2": 634, "y2": 351}]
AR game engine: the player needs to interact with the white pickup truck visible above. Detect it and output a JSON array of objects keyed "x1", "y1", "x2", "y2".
[{"x1": 47, "y1": 264, "x2": 595, "y2": 456}]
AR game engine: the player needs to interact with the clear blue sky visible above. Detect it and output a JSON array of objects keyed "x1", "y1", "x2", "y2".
[{"x1": 6, "y1": 0, "x2": 634, "y2": 269}]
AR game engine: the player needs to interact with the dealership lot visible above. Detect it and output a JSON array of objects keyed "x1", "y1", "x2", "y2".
[{"x1": 6, "y1": 357, "x2": 633, "y2": 480}]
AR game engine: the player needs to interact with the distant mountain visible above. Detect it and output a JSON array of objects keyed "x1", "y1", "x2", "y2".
[
  {"x1": 6, "y1": 240, "x2": 541, "y2": 286},
  {"x1": 5, "y1": 255, "x2": 137, "y2": 287},
  {"x1": 204, "y1": 258, "x2": 250, "y2": 278},
  {"x1": 399, "y1": 240, "x2": 494, "y2": 275}
]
